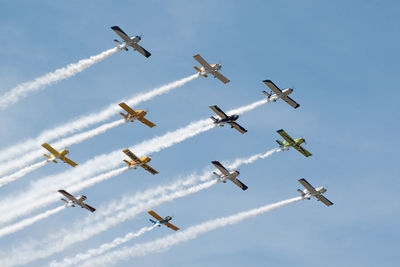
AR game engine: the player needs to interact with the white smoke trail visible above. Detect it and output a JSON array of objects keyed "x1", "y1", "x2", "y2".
[
  {"x1": 50, "y1": 225, "x2": 156, "y2": 267},
  {"x1": 0, "y1": 74, "x2": 199, "y2": 164},
  {"x1": 0, "y1": 180, "x2": 218, "y2": 266},
  {"x1": 0, "y1": 47, "x2": 119, "y2": 110},
  {"x1": 0, "y1": 205, "x2": 64, "y2": 239},
  {"x1": 0, "y1": 119, "x2": 126, "y2": 177},
  {"x1": 82, "y1": 197, "x2": 302, "y2": 267},
  {"x1": 0, "y1": 160, "x2": 48, "y2": 187},
  {"x1": 0, "y1": 98, "x2": 268, "y2": 226},
  {"x1": 67, "y1": 166, "x2": 129, "y2": 193},
  {"x1": 0, "y1": 119, "x2": 213, "y2": 225},
  {"x1": 0, "y1": 148, "x2": 281, "y2": 266}
]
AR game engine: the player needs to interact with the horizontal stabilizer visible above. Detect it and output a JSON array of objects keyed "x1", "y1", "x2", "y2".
[
  {"x1": 276, "y1": 140, "x2": 284, "y2": 147},
  {"x1": 262, "y1": 91, "x2": 271, "y2": 98},
  {"x1": 210, "y1": 116, "x2": 218, "y2": 123}
]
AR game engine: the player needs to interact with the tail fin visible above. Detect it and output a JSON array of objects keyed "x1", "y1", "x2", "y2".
[
  {"x1": 114, "y1": 39, "x2": 122, "y2": 45},
  {"x1": 44, "y1": 154, "x2": 57, "y2": 163},
  {"x1": 262, "y1": 90, "x2": 271, "y2": 98},
  {"x1": 276, "y1": 140, "x2": 284, "y2": 147},
  {"x1": 210, "y1": 116, "x2": 218, "y2": 123},
  {"x1": 297, "y1": 189, "x2": 305, "y2": 196},
  {"x1": 123, "y1": 159, "x2": 131, "y2": 166},
  {"x1": 193, "y1": 66, "x2": 208, "y2": 77},
  {"x1": 120, "y1": 113, "x2": 128, "y2": 119},
  {"x1": 213, "y1": 171, "x2": 221, "y2": 178}
]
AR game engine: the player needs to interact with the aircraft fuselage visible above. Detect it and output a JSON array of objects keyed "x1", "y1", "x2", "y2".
[
  {"x1": 213, "y1": 115, "x2": 239, "y2": 127},
  {"x1": 298, "y1": 187, "x2": 327, "y2": 200},
  {"x1": 62, "y1": 195, "x2": 86, "y2": 207},
  {"x1": 199, "y1": 63, "x2": 222, "y2": 76},
  {"x1": 115, "y1": 36, "x2": 141, "y2": 51},
  {"x1": 121, "y1": 110, "x2": 146, "y2": 122},
  {"x1": 268, "y1": 88, "x2": 293, "y2": 102},
  {"x1": 128, "y1": 156, "x2": 151, "y2": 169},
  {"x1": 213, "y1": 170, "x2": 240, "y2": 183}
]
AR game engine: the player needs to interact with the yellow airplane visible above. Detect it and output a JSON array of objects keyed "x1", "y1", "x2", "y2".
[
  {"x1": 119, "y1": 102, "x2": 156, "y2": 128},
  {"x1": 122, "y1": 148, "x2": 158, "y2": 175},
  {"x1": 276, "y1": 129, "x2": 312, "y2": 157},
  {"x1": 41, "y1": 143, "x2": 78, "y2": 167}
]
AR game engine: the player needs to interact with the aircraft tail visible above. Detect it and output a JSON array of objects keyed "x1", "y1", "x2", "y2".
[
  {"x1": 114, "y1": 39, "x2": 128, "y2": 51},
  {"x1": 193, "y1": 66, "x2": 208, "y2": 77},
  {"x1": 44, "y1": 154, "x2": 57, "y2": 163},
  {"x1": 210, "y1": 116, "x2": 218, "y2": 123},
  {"x1": 123, "y1": 159, "x2": 131, "y2": 166},
  {"x1": 120, "y1": 112, "x2": 129, "y2": 119},
  {"x1": 298, "y1": 189, "x2": 310, "y2": 199},
  {"x1": 276, "y1": 140, "x2": 284, "y2": 147},
  {"x1": 262, "y1": 90, "x2": 271, "y2": 98}
]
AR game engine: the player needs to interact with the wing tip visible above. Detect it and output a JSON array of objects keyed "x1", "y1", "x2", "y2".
[
  {"x1": 277, "y1": 129, "x2": 284, "y2": 133},
  {"x1": 263, "y1": 79, "x2": 272, "y2": 83}
]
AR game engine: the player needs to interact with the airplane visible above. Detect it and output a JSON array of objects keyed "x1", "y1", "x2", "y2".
[
  {"x1": 297, "y1": 178, "x2": 333, "y2": 206},
  {"x1": 122, "y1": 148, "x2": 158, "y2": 175},
  {"x1": 41, "y1": 143, "x2": 78, "y2": 167},
  {"x1": 212, "y1": 160, "x2": 248, "y2": 191},
  {"x1": 276, "y1": 129, "x2": 312, "y2": 157},
  {"x1": 58, "y1": 189, "x2": 96, "y2": 212},
  {"x1": 209, "y1": 105, "x2": 247, "y2": 134},
  {"x1": 148, "y1": 210, "x2": 180, "y2": 231},
  {"x1": 111, "y1": 26, "x2": 151, "y2": 58},
  {"x1": 119, "y1": 102, "x2": 156, "y2": 128},
  {"x1": 193, "y1": 54, "x2": 230, "y2": 84},
  {"x1": 262, "y1": 80, "x2": 300, "y2": 109}
]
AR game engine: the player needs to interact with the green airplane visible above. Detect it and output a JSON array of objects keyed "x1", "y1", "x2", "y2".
[{"x1": 276, "y1": 129, "x2": 312, "y2": 157}]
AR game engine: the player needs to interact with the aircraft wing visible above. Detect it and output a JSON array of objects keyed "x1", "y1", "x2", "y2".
[
  {"x1": 277, "y1": 129, "x2": 295, "y2": 144},
  {"x1": 298, "y1": 179, "x2": 317, "y2": 194},
  {"x1": 58, "y1": 190, "x2": 78, "y2": 202},
  {"x1": 131, "y1": 43, "x2": 152, "y2": 58},
  {"x1": 111, "y1": 26, "x2": 131, "y2": 43},
  {"x1": 164, "y1": 222, "x2": 180, "y2": 231},
  {"x1": 263, "y1": 80, "x2": 282, "y2": 94},
  {"x1": 141, "y1": 164, "x2": 159, "y2": 175},
  {"x1": 81, "y1": 203, "x2": 96, "y2": 212},
  {"x1": 61, "y1": 156, "x2": 78, "y2": 167},
  {"x1": 229, "y1": 177, "x2": 248, "y2": 191},
  {"x1": 122, "y1": 149, "x2": 142, "y2": 164},
  {"x1": 316, "y1": 195, "x2": 334, "y2": 206},
  {"x1": 138, "y1": 117, "x2": 156, "y2": 128},
  {"x1": 228, "y1": 122, "x2": 247, "y2": 134},
  {"x1": 209, "y1": 105, "x2": 228, "y2": 119},
  {"x1": 193, "y1": 54, "x2": 213, "y2": 72},
  {"x1": 211, "y1": 161, "x2": 230, "y2": 176},
  {"x1": 42, "y1": 143, "x2": 60, "y2": 156},
  {"x1": 281, "y1": 95, "x2": 300, "y2": 109},
  {"x1": 213, "y1": 71, "x2": 230, "y2": 84},
  {"x1": 119, "y1": 102, "x2": 138, "y2": 116},
  {"x1": 293, "y1": 144, "x2": 312, "y2": 157},
  {"x1": 148, "y1": 210, "x2": 164, "y2": 221}
]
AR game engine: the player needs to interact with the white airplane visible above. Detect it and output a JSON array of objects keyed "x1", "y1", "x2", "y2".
[
  {"x1": 58, "y1": 189, "x2": 96, "y2": 212},
  {"x1": 262, "y1": 80, "x2": 300, "y2": 109},
  {"x1": 193, "y1": 54, "x2": 230, "y2": 84},
  {"x1": 297, "y1": 178, "x2": 333, "y2": 206},
  {"x1": 111, "y1": 26, "x2": 151, "y2": 58},
  {"x1": 212, "y1": 161, "x2": 248, "y2": 190}
]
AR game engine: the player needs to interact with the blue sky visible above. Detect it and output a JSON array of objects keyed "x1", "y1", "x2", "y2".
[{"x1": 0, "y1": 0, "x2": 399, "y2": 266}]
